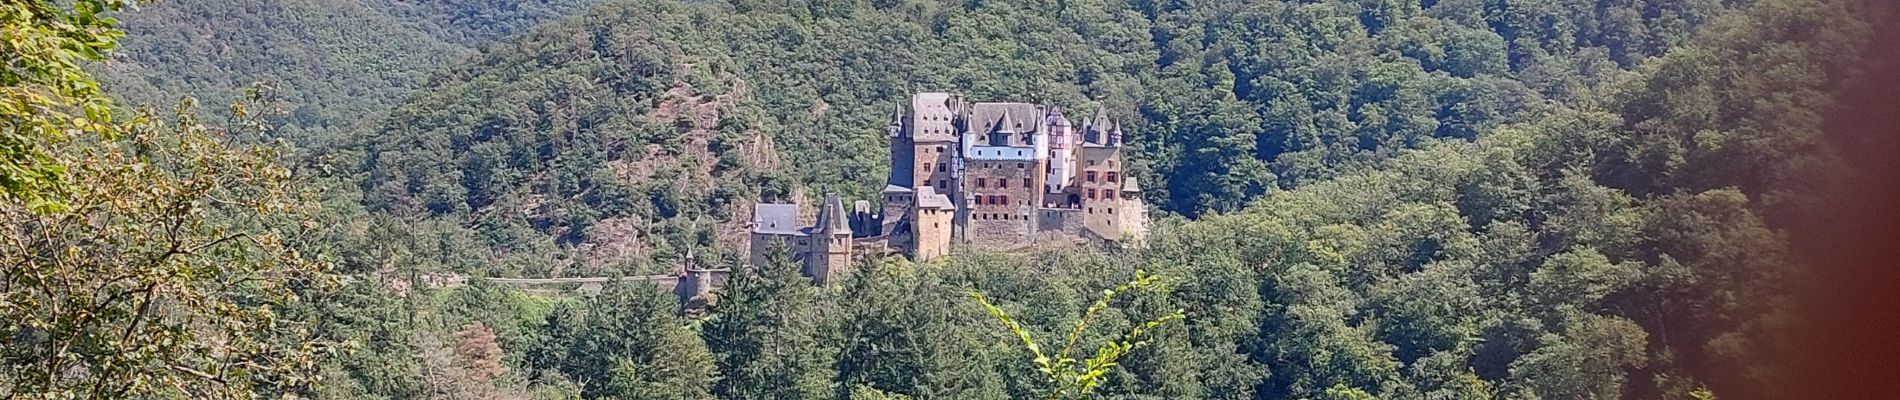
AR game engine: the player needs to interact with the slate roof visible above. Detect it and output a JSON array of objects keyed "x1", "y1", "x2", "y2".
[
  {"x1": 970, "y1": 102, "x2": 1042, "y2": 147},
  {"x1": 911, "y1": 93, "x2": 961, "y2": 142},
  {"x1": 816, "y1": 193, "x2": 852, "y2": 234},
  {"x1": 751, "y1": 203, "x2": 806, "y2": 236},
  {"x1": 1081, "y1": 106, "x2": 1118, "y2": 147}
]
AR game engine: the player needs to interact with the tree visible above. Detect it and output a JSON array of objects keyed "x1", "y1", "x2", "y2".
[
  {"x1": 1, "y1": 0, "x2": 136, "y2": 211},
  {"x1": 971, "y1": 270, "x2": 1184, "y2": 400},
  {"x1": 0, "y1": 93, "x2": 332, "y2": 396},
  {"x1": 701, "y1": 248, "x2": 839, "y2": 399}
]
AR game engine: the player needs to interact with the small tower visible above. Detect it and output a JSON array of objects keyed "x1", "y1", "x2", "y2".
[
  {"x1": 1045, "y1": 107, "x2": 1074, "y2": 194},
  {"x1": 888, "y1": 103, "x2": 914, "y2": 188},
  {"x1": 808, "y1": 193, "x2": 854, "y2": 284}
]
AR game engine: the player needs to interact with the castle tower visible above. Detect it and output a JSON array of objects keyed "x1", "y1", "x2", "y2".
[
  {"x1": 809, "y1": 193, "x2": 853, "y2": 284},
  {"x1": 1078, "y1": 107, "x2": 1129, "y2": 241},
  {"x1": 912, "y1": 186, "x2": 954, "y2": 261},
  {"x1": 887, "y1": 103, "x2": 913, "y2": 187},
  {"x1": 1045, "y1": 107, "x2": 1074, "y2": 196}
]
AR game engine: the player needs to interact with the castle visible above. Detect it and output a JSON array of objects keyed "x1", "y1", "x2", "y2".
[{"x1": 748, "y1": 93, "x2": 1148, "y2": 283}]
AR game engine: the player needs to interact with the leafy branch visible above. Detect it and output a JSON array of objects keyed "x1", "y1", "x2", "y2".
[{"x1": 970, "y1": 270, "x2": 1183, "y2": 400}]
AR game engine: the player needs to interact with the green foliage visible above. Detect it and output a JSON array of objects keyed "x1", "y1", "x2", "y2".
[
  {"x1": 99, "y1": 0, "x2": 606, "y2": 145},
  {"x1": 700, "y1": 249, "x2": 839, "y2": 399},
  {"x1": 0, "y1": 0, "x2": 136, "y2": 211},
  {"x1": 972, "y1": 270, "x2": 1184, "y2": 400},
  {"x1": 44, "y1": 0, "x2": 1875, "y2": 398},
  {"x1": 0, "y1": 93, "x2": 332, "y2": 396}
]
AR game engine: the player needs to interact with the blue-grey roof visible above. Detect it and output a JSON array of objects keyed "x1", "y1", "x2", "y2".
[{"x1": 751, "y1": 203, "x2": 806, "y2": 236}]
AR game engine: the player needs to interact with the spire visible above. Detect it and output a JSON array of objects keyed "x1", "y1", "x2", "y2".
[
  {"x1": 888, "y1": 103, "x2": 905, "y2": 137},
  {"x1": 817, "y1": 193, "x2": 851, "y2": 235}
]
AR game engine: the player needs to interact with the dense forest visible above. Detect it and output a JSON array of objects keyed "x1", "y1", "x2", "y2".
[
  {"x1": 97, "y1": 0, "x2": 606, "y2": 146},
  {"x1": 1, "y1": 0, "x2": 1888, "y2": 398}
]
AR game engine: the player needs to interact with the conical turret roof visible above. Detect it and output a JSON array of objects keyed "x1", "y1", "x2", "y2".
[{"x1": 816, "y1": 193, "x2": 852, "y2": 234}]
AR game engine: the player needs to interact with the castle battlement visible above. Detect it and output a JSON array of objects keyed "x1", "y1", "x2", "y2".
[{"x1": 749, "y1": 93, "x2": 1148, "y2": 281}]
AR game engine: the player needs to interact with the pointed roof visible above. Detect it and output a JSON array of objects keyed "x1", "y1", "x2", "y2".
[
  {"x1": 815, "y1": 193, "x2": 851, "y2": 234},
  {"x1": 992, "y1": 111, "x2": 1018, "y2": 135},
  {"x1": 1047, "y1": 106, "x2": 1071, "y2": 127}
]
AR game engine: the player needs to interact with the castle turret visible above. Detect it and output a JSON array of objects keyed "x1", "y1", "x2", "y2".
[
  {"x1": 809, "y1": 193, "x2": 853, "y2": 284},
  {"x1": 889, "y1": 103, "x2": 914, "y2": 187},
  {"x1": 1083, "y1": 107, "x2": 1110, "y2": 145},
  {"x1": 1045, "y1": 107, "x2": 1074, "y2": 194}
]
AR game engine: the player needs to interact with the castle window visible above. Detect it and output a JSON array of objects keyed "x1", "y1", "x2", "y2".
[
  {"x1": 937, "y1": 180, "x2": 947, "y2": 189},
  {"x1": 938, "y1": 145, "x2": 946, "y2": 152},
  {"x1": 1108, "y1": 160, "x2": 1116, "y2": 168},
  {"x1": 1017, "y1": 162, "x2": 1025, "y2": 169},
  {"x1": 1086, "y1": 171, "x2": 1098, "y2": 183},
  {"x1": 1105, "y1": 191, "x2": 1116, "y2": 200},
  {"x1": 1106, "y1": 172, "x2": 1118, "y2": 183},
  {"x1": 1087, "y1": 189, "x2": 1097, "y2": 199},
  {"x1": 937, "y1": 163, "x2": 946, "y2": 172},
  {"x1": 1089, "y1": 160, "x2": 1098, "y2": 166},
  {"x1": 999, "y1": 179, "x2": 1008, "y2": 189},
  {"x1": 923, "y1": 162, "x2": 931, "y2": 171},
  {"x1": 976, "y1": 178, "x2": 986, "y2": 188},
  {"x1": 1108, "y1": 208, "x2": 1115, "y2": 214}
]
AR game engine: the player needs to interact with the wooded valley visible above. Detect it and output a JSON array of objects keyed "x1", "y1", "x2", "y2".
[{"x1": 1, "y1": 0, "x2": 1887, "y2": 398}]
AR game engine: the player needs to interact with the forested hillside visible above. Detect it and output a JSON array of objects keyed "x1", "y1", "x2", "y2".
[
  {"x1": 354, "y1": 0, "x2": 1754, "y2": 276},
  {"x1": 7, "y1": 0, "x2": 1883, "y2": 398},
  {"x1": 96, "y1": 0, "x2": 603, "y2": 145},
  {"x1": 308, "y1": 0, "x2": 1877, "y2": 398}
]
